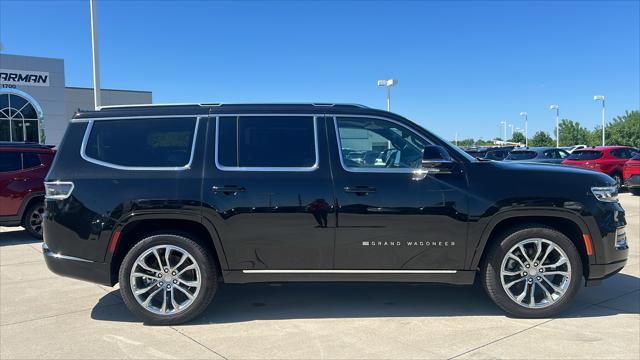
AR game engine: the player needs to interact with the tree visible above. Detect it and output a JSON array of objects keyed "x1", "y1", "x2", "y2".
[
  {"x1": 530, "y1": 131, "x2": 554, "y2": 147},
  {"x1": 558, "y1": 119, "x2": 590, "y2": 146},
  {"x1": 588, "y1": 126, "x2": 603, "y2": 146},
  {"x1": 510, "y1": 132, "x2": 526, "y2": 145},
  {"x1": 456, "y1": 138, "x2": 476, "y2": 147},
  {"x1": 606, "y1": 111, "x2": 640, "y2": 147}
]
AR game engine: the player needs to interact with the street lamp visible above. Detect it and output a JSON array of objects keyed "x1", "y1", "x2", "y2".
[
  {"x1": 519, "y1": 112, "x2": 528, "y2": 147},
  {"x1": 90, "y1": 0, "x2": 101, "y2": 109},
  {"x1": 594, "y1": 95, "x2": 605, "y2": 146},
  {"x1": 377, "y1": 79, "x2": 398, "y2": 111},
  {"x1": 549, "y1": 104, "x2": 560, "y2": 147}
]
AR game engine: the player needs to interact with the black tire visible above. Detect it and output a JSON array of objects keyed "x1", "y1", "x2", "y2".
[
  {"x1": 481, "y1": 224, "x2": 583, "y2": 318},
  {"x1": 630, "y1": 188, "x2": 640, "y2": 196},
  {"x1": 118, "y1": 233, "x2": 217, "y2": 325},
  {"x1": 22, "y1": 201, "x2": 44, "y2": 239}
]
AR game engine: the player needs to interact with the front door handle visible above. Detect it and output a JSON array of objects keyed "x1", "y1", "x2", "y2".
[
  {"x1": 344, "y1": 186, "x2": 377, "y2": 195},
  {"x1": 212, "y1": 185, "x2": 246, "y2": 195}
]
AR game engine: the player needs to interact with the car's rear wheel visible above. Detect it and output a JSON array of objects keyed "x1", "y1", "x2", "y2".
[
  {"x1": 481, "y1": 225, "x2": 582, "y2": 318},
  {"x1": 119, "y1": 233, "x2": 217, "y2": 325},
  {"x1": 630, "y1": 188, "x2": 640, "y2": 196},
  {"x1": 22, "y1": 201, "x2": 44, "y2": 239}
]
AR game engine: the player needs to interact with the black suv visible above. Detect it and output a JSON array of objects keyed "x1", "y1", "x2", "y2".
[{"x1": 43, "y1": 103, "x2": 628, "y2": 324}]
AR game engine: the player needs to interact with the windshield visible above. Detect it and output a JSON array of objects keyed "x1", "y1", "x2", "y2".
[
  {"x1": 567, "y1": 150, "x2": 602, "y2": 160},
  {"x1": 631, "y1": 153, "x2": 640, "y2": 161},
  {"x1": 400, "y1": 118, "x2": 476, "y2": 162},
  {"x1": 506, "y1": 151, "x2": 537, "y2": 160}
]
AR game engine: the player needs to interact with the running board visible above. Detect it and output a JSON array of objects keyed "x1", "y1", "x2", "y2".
[{"x1": 223, "y1": 270, "x2": 476, "y2": 285}]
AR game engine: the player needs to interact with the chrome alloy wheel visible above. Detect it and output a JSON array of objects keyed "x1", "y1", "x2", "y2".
[
  {"x1": 129, "y1": 245, "x2": 202, "y2": 315},
  {"x1": 500, "y1": 238, "x2": 571, "y2": 309},
  {"x1": 29, "y1": 206, "x2": 44, "y2": 235}
]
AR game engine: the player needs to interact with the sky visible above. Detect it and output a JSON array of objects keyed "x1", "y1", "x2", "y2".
[{"x1": 1, "y1": 0, "x2": 638, "y2": 141}]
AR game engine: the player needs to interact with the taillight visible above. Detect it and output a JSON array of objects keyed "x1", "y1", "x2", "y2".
[{"x1": 44, "y1": 181, "x2": 75, "y2": 200}]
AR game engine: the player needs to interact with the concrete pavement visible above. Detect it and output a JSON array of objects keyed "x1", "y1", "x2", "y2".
[{"x1": 1, "y1": 194, "x2": 638, "y2": 359}]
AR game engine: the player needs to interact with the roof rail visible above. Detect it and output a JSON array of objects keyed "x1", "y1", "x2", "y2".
[
  {"x1": 0, "y1": 141, "x2": 55, "y2": 149},
  {"x1": 97, "y1": 102, "x2": 369, "y2": 110},
  {"x1": 97, "y1": 103, "x2": 211, "y2": 110}
]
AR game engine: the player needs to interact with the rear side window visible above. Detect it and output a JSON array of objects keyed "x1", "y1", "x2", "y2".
[
  {"x1": 0, "y1": 152, "x2": 21, "y2": 172},
  {"x1": 567, "y1": 150, "x2": 602, "y2": 160},
  {"x1": 22, "y1": 152, "x2": 42, "y2": 169},
  {"x1": 84, "y1": 117, "x2": 197, "y2": 168},
  {"x1": 611, "y1": 148, "x2": 635, "y2": 159},
  {"x1": 506, "y1": 151, "x2": 537, "y2": 160},
  {"x1": 216, "y1": 116, "x2": 317, "y2": 169}
]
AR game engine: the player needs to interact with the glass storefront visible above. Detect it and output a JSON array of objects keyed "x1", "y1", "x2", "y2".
[{"x1": 0, "y1": 92, "x2": 42, "y2": 143}]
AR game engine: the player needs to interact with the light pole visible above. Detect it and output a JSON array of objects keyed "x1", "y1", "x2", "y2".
[
  {"x1": 377, "y1": 79, "x2": 398, "y2": 111},
  {"x1": 519, "y1": 112, "x2": 528, "y2": 147},
  {"x1": 90, "y1": 0, "x2": 101, "y2": 109},
  {"x1": 594, "y1": 95, "x2": 605, "y2": 146},
  {"x1": 500, "y1": 121, "x2": 507, "y2": 144},
  {"x1": 549, "y1": 104, "x2": 560, "y2": 147}
]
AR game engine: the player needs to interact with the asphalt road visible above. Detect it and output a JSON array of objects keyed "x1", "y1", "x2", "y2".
[{"x1": 1, "y1": 194, "x2": 638, "y2": 359}]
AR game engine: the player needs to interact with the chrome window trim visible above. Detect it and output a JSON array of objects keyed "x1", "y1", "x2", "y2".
[
  {"x1": 214, "y1": 115, "x2": 320, "y2": 172},
  {"x1": 332, "y1": 115, "x2": 434, "y2": 174},
  {"x1": 242, "y1": 269, "x2": 457, "y2": 274},
  {"x1": 80, "y1": 116, "x2": 202, "y2": 171}
]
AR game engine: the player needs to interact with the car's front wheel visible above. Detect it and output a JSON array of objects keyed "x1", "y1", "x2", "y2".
[
  {"x1": 481, "y1": 225, "x2": 582, "y2": 318},
  {"x1": 119, "y1": 233, "x2": 217, "y2": 325}
]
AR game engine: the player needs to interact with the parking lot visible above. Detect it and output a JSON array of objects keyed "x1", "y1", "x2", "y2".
[{"x1": 0, "y1": 194, "x2": 637, "y2": 359}]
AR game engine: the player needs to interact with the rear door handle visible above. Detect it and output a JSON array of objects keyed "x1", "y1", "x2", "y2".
[
  {"x1": 344, "y1": 186, "x2": 377, "y2": 195},
  {"x1": 212, "y1": 185, "x2": 246, "y2": 195}
]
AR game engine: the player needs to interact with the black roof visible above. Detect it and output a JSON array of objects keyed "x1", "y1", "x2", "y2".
[{"x1": 72, "y1": 103, "x2": 399, "y2": 120}]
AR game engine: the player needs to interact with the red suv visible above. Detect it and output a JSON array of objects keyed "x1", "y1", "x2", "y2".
[
  {"x1": 624, "y1": 153, "x2": 640, "y2": 195},
  {"x1": 0, "y1": 143, "x2": 56, "y2": 238},
  {"x1": 562, "y1": 146, "x2": 639, "y2": 185}
]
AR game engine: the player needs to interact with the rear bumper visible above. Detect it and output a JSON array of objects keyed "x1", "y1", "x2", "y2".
[{"x1": 42, "y1": 243, "x2": 113, "y2": 286}]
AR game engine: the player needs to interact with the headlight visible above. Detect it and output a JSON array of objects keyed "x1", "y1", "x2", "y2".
[{"x1": 591, "y1": 186, "x2": 618, "y2": 202}]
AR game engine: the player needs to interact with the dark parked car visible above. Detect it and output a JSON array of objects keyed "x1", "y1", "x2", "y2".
[
  {"x1": 0, "y1": 142, "x2": 56, "y2": 238},
  {"x1": 464, "y1": 146, "x2": 512, "y2": 161},
  {"x1": 43, "y1": 103, "x2": 627, "y2": 324},
  {"x1": 505, "y1": 147, "x2": 570, "y2": 164},
  {"x1": 562, "y1": 146, "x2": 639, "y2": 186}
]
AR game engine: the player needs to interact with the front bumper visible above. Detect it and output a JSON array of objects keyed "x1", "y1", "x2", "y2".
[
  {"x1": 42, "y1": 243, "x2": 113, "y2": 286},
  {"x1": 625, "y1": 174, "x2": 640, "y2": 188},
  {"x1": 585, "y1": 258, "x2": 627, "y2": 286}
]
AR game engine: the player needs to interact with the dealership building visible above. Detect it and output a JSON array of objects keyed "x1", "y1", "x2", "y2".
[{"x1": 0, "y1": 53, "x2": 152, "y2": 145}]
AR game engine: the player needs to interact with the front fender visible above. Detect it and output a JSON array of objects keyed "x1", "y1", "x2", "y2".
[{"x1": 469, "y1": 207, "x2": 592, "y2": 270}]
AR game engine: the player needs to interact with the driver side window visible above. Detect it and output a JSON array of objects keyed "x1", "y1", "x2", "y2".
[{"x1": 335, "y1": 117, "x2": 429, "y2": 170}]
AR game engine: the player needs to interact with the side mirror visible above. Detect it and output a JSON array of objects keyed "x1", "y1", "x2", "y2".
[{"x1": 419, "y1": 145, "x2": 455, "y2": 175}]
